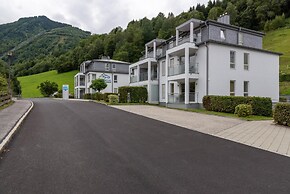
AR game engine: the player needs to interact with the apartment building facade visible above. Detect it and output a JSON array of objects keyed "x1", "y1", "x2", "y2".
[
  {"x1": 129, "y1": 15, "x2": 280, "y2": 108},
  {"x1": 74, "y1": 58, "x2": 130, "y2": 99}
]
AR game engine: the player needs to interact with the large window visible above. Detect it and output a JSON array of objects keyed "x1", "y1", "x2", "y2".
[
  {"x1": 92, "y1": 74, "x2": 96, "y2": 80},
  {"x1": 230, "y1": 80, "x2": 235, "y2": 96},
  {"x1": 112, "y1": 64, "x2": 116, "y2": 71},
  {"x1": 244, "y1": 81, "x2": 249, "y2": 96},
  {"x1": 230, "y1": 51, "x2": 235, "y2": 69},
  {"x1": 114, "y1": 88, "x2": 118, "y2": 93},
  {"x1": 87, "y1": 73, "x2": 91, "y2": 82},
  {"x1": 114, "y1": 75, "x2": 118, "y2": 83},
  {"x1": 244, "y1": 53, "x2": 249, "y2": 70},
  {"x1": 220, "y1": 29, "x2": 226, "y2": 40},
  {"x1": 170, "y1": 83, "x2": 174, "y2": 94},
  {"x1": 162, "y1": 61, "x2": 165, "y2": 76},
  {"x1": 162, "y1": 84, "x2": 165, "y2": 99}
]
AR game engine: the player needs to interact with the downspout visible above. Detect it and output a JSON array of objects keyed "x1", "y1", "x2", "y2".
[{"x1": 205, "y1": 21, "x2": 209, "y2": 96}]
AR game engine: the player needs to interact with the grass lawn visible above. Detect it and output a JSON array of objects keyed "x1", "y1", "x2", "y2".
[{"x1": 18, "y1": 70, "x2": 78, "y2": 98}]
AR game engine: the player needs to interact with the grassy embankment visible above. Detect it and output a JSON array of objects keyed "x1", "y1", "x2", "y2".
[{"x1": 18, "y1": 70, "x2": 78, "y2": 98}]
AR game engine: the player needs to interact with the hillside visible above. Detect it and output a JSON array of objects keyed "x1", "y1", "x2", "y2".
[
  {"x1": 18, "y1": 70, "x2": 78, "y2": 98},
  {"x1": 0, "y1": 16, "x2": 90, "y2": 76}
]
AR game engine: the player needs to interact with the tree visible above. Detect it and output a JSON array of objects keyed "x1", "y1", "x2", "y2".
[
  {"x1": 37, "y1": 80, "x2": 58, "y2": 97},
  {"x1": 0, "y1": 75, "x2": 8, "y2": 93},
  {"x1": 207, "y1": 7, "x2": 223, "y2": 20},
  {"x1": 226, "y1": 2, "x2": 238, "y2": 25},
  {"x1": 90, "y1": 78, "x2": 107, "y2": 92}
]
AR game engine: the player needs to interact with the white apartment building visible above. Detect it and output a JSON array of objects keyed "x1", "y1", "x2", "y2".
[
  {"x1": 74, "y1": 58, "x2": 130, "y2": 99},
  {"x1": 129, "y1": 15, "x2": 280, "y2": 108}
]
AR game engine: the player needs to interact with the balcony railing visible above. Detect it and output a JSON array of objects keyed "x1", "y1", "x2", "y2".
[
  {"x1": 139, "y1": 52, "x2": 154, "y2": 60},
  {"x1": 168, "y1": 63, "x2": 199, "y2": 76},
  {"x1": 130, "y1": 76, "x2": 138, "y2": 83},
  {"x1": 168, "y1": 92, "x2": 198, "y2": 103}
]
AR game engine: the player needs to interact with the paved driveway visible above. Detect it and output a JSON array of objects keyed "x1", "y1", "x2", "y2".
[{"x1": 1, "y1": 99, "x2": 290, "y2": 193}]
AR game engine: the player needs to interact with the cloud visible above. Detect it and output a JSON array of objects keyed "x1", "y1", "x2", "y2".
[{"x1": 0, "y1": 0, "x2": 208, "y2": 34}]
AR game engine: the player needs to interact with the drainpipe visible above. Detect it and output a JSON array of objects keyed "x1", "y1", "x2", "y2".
[{"x1": 205, "y1": 42, "x2": 209, "y2": 96}]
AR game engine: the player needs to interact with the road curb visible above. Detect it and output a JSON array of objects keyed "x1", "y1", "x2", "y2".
[{"x1": 0, "y1": 100, "x2": 34, "y2": 154}]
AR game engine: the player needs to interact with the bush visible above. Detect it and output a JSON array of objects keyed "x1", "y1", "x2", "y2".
[
  {"x1": 108, "y1": 94, "x2": 119, "y2": 105},
  {"x1": 103, "y1": 93, "x2": 115, "y2": 102},
  {"x1": 279, "y1": 97, "x2": 287, "y2": 102},
  {"x1": 203, "y1": 95, "x2": 272, "y2": 116},
  {"x1": 119, "y1": 86, "x2": 148, "y2": 103},
  {"x1": 37, "y1": 80, "x2": 58, "y2": 97},
  {"x1": 92, "y1": 92, "x2": 104, "y2": 101},
  {"x1": 234, "y1": 104, "x2": 253, "y2": 117},
  {"x1": 84, "y1": 93, "x2": 92, "y2": 99},
  {"x1": 273, "y1": 103, "x2": 290, "y2": 126}
]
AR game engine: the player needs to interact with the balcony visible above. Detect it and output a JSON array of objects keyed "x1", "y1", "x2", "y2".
[
  {"x1": 79, "y1": 81, "x2": 85, "y2": 86},
  {"x1": 168, "y1": 92, "x2": 198, "y2": 103},
  {"x1": 130, "y1": 76, "x2": 138, "y2": 83},
  {"x1": 168, "y1": 63, "x2": 199, "y2": 76},
  {"x1": 139, "y1": 52, "x2": 154, "y2": 60}
]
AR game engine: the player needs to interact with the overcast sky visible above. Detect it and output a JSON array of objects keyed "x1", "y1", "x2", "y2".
[{"x1": 0, "y1": 0, "x2": 208, "y2": 34}]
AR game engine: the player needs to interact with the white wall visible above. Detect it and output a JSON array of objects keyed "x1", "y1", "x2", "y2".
[
  {"x1": 203, "y1": 43, "x2": 279, "y2": 102},
  {"x1": 86, "y1": 72, "x2": 129, "y2": 93}
]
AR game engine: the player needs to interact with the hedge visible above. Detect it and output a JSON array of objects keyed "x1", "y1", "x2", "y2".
[
  {"x1": 273, "y1": 103, "x2": 290, "y2": 126},
  {"x1": 202, "y1": 95, "x2": 272, "y2": 116},
  {"x1": 84, "y1": 92, "x2": 116, "y2": 102},
  {"x1": 119, "y1": 86, "x2": 147, "y2": 103},
  {"x1": 108, "y1": 94, "x2": 119, "y2": 105}
]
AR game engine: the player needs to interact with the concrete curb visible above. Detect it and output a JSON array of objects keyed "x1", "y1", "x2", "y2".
[{"x1": 0, "y1": 100, "x2": 34, "y2": 153}]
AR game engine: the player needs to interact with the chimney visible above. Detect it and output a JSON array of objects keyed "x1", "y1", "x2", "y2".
[{"x1": 217, "y1": 13, "x2": 230, "y2": 25}]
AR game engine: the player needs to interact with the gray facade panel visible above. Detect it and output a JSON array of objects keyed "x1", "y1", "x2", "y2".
[
  {"x1": 86, "y1": 62, "x2": 129, "y2": 74},
  {"x1": 243, "y1": 33, "x2": 262, "y2": 49}
]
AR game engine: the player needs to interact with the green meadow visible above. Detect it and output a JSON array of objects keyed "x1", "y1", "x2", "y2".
[{"x1": 18, "y1": 70, "x2": 78, "y2": 98}]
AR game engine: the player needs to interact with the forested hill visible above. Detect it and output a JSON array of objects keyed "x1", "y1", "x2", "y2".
[
  {"x1": 52, "y1": 0, "x2": 290, "y2": 73},
  {"x1": 0, "y1": 16, "x2": 90, "y2": 76}
]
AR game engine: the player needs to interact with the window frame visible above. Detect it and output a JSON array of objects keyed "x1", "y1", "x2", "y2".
[
  {"x1": 114, "y1": 75, "x2": 118, "y2": 83},
  {"x1": 220, "y1": 29, "x2": 226, "y2": 40},
  {"x1": 244, "y1": 53, "x2": 249, "y2": 70},
  {"x1": 230, "y1": 80, "x2": 235, "y2": 96},
  {"x1": 105, "y1": 63, "x2": 110, "y2": 71},
  {"x1": 230, "y1": 50, "x2": 236, "y2": 69},
  {"x1": 244, "y1": 81, "x2": 249, "y2": 97}
]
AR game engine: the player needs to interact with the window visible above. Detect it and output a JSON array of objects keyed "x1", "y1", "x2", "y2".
[
  {"x1": 238, "y1": 32, "x2": 243, "y2": 45},
  {"x1": 92, "y1": 74, "x2": 96, "y2": 80},
  {"x1": 170, "y1": 58, "x2": 174, "y2": 67},
  {"x1": 162, "y1": 61, "x2": 165, "y2": 76},
  {"x1": 114, "y1": 88, "x2": 118, "y2": 93},
  {"x1": 244, "y1": 81, "x2": 249, "y2": 96},
  {"x1": 87, "y1": 73, "x2": 90, "y2": 82},
  {"x1": 230, "y1": 51, "x2": 235, "y2": 69},
  {"x1": 112, "y1": 64, "x2": 116, "y2": 71},
  {"x1": 162, "y1": 84, "x2": 165, "y2": 99},
  {"x1": 170, "y1": 83, "x2": 174, "y2": 94},
  {"x1": 220, "y1": 29, "x2": 226, "y2": 40},
  {"x1": 131, "y1": 68, "x2": 135, "y2": 75},
  {"x1": 105, "y1": 63, "x2": 110, "y2": 71},
  {"x1": 114, "y1": 75, "x2": 118, "y2": 83},
  {"x1": 230, "y1": 80, "x2": 235, "y2": 96},
  {"x1": 244, "y1": 53, "x2": 249, "y2": 70}
]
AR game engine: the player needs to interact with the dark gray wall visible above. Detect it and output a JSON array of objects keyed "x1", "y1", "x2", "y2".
[{"x1": 86, "y1": 61, "x2": 129, "y2": 74}]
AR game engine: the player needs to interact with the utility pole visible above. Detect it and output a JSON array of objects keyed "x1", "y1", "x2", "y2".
[{"x1": 7, "y1": 52, "x2": 13, "y2": 98}]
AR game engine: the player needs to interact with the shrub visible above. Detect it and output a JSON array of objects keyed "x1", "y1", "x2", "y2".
[
  {"x1": 273, "y1": 103, "x2": 290, "y2": 126},
  {"x1": 108, "y1": 94, "x2": 119, "y2": 105},
  {"x1": 202, "y1": 95, "x2": 272, "y2": 116},
  {"x1": 119, "y1": 86, "x2": 148, "y2": 103},
  {"x1": 37, "y1": 80, "x2": 58, "y2": 97},
  {"x1": 279, "y1": 97, "x2": 287, "y2": 102},
  {"x1": 92, "y1": 92, "x2": 104, "y2": 101},
  {"x1": 84, "y1": 93, "x2": 92, "y2": 99},
  {"x1": 234, "y1": 104, "x2": 253, "y2": 117},
  {"x1": 90, "y1": 78, "x2": 107, "y2": 92},
  {"x1": 103, "y1": 93, "x2": 115, "y2": 102}
]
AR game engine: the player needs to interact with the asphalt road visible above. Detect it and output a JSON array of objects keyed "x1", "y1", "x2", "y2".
[{"x1": 0, "y1": 99, "x2": 290, "y2": 194}]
